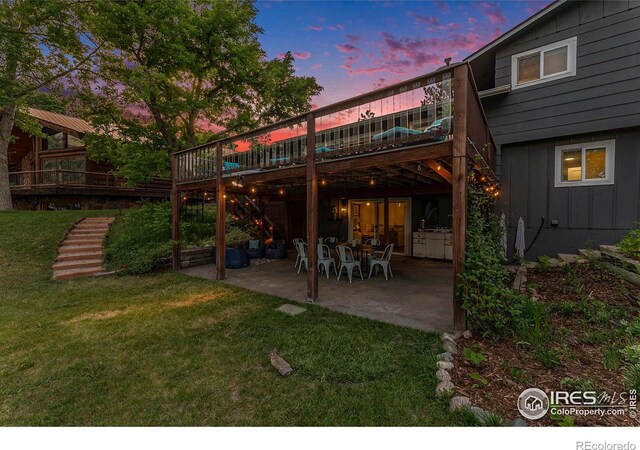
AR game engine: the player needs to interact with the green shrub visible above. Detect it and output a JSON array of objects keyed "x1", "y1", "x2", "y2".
[
  {"x1": 561, "y1": 376, "x2": 599, "y2": 392},
  {"x1": 621, "y1": 345, "x2": 640, "y2": 390},
  {"x1": 463, "y1": 346, "x2": 486, "y2": 366},
  {"x1": 459, "y1": 184, "x2": 527, "y2": 335},
  {"x1": 603, "y1": 347, "x2": 621, "y2": 371},
  {"x1": 104, "y1": 201, "x2": 251, "y2": 274},
  {"x1": 537, "y1": 255, "x2": 552, "y2": 272},
  {"x1": 618, "y1": 225, "x2": 640, "y2": 260},
  {"x1": 104, "y1": 202, "x2": 174, "y2": 274}
]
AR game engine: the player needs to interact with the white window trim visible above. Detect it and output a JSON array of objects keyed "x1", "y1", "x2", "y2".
[
  {"x1": 511, "y1": 36, "x2": 577, "y2": 89},
  {"x1": 554, "y1": 139, "x2": 615, "y2": 188}
]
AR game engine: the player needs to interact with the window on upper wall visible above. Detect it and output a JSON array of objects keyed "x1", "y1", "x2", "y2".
[
  {"x1": 512, "y1": 37, "x2": 577, "y2": 88},
  {"x1": 554, "y1": 140, "x2": 615, "y2": 187}
]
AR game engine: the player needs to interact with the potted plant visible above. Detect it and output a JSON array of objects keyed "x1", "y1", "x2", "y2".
[{"x1": 212, "y1": 227, "x2": 253, "y2": 269}]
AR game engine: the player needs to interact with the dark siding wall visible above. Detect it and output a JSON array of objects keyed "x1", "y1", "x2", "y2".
[
  {"x1": 497, "y1": 127, "x2": 640, "y2": 260},
  {"x1": 485, "y1": 0, "x2": 640, "y2": 145}
]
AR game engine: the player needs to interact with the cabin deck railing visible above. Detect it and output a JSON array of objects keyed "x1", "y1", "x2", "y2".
[
  {"x1": 173, "y1": 63, "x2": 472, "y2": 185},
  {"x1": 9, "y1": 170, "x2": 171, "y2": 192},
  {"x1": 173, "y1": 62, "x2": 496, "y2": 186}
]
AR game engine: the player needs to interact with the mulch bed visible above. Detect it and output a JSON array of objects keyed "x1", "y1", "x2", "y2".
[{"x1": 450, "y1": 262, "x2": 640, "y2": 426}]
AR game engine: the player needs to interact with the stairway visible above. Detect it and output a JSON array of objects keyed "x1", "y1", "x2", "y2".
[
  {"x1": 230, "y1": 194, "x2": 274, "y2": 241},
  {"x1": 52, "y1": 217, "x2": 115, "y2": 280}
]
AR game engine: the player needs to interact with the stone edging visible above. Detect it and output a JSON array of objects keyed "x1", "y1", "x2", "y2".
[{"x1": 435, "y1": 331, "x2": 527, "y2": 427}]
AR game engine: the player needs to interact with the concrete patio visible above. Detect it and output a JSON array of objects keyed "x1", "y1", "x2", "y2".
[{"x1": 182, "y1": 255, "x2": 454, "y2": 332}]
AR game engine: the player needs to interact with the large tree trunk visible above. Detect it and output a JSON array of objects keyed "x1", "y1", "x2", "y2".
[{"x1": 0, "y1": 103, "x2": 16, "y2": 211}]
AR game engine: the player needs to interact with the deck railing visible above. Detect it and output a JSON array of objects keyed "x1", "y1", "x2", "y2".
[
  {"x1": 174, "y1": 64, "x2": 460, "y2": 184},
  {"x1": 9, "y1": 170, "x2": 171, "y2": 192}
]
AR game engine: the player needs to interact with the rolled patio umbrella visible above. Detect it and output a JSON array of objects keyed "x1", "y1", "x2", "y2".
[
  {"x1": 515, "y1": 216, "x2": 526, "y2": 259},
  {"x1": 500, "y1": 213, "x2": 507, "y2": 258}
]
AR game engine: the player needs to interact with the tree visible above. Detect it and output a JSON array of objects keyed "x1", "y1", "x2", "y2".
[
  {"x1": 0, "y1": 0, "x2": 98, "y2": 211},
  {"x1": 80, "y1": 0, "x2": 322, "y2": 183}
]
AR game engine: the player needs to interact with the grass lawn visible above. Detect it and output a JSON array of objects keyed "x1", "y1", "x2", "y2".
[{"x1": 0, "y1": 211, "x2": 459, "y2": 426}]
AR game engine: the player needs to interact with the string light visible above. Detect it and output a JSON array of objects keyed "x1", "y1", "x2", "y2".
[
  {"x1": 369, "y1": 176, "x2": 375, "y2": 186},
  {"x1": 250, "y1": 187, "x2": 256, "y2": 194},
  {"x1": 279, "y1": 188, "x2": 285, "y2": 195},
  {"x1": 321, "y1": 178, "x2": 327, "y2": 186}
]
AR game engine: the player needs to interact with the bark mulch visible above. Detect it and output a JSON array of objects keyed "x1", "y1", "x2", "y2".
[{"x1": 450, "y1": 261, "x2": 640, "y2": 426}]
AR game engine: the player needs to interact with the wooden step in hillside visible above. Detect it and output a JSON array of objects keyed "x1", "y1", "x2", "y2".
[{"x1": 52, "y1": 217, "x2": 115, "y2": 281}]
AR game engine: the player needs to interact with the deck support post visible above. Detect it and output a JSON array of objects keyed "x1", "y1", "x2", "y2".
[
  {"x1": 170, "y1": 154, "x2": 181, "y2": 270},
  {"x1": 383, "y1": 196, "x2": 389, "y2": 245},
  {"x1": 306, "y1": 113, "x2": 318, "y2": 301},
  {"x1": 452, "y1": 64, "x2": 469, "y2": 331},
  {"x1": 216, "y1": 141, "x2": 226, "y2": 281}
]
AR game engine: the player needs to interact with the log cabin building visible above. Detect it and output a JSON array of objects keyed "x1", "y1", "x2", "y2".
[{"x1": 8, "y1": 108, "x2": 170, "y2": 210}]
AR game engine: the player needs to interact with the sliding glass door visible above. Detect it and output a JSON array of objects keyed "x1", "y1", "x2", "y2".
[{"x1": 349, "y1": 198, "x2": 410, "y2": 254}]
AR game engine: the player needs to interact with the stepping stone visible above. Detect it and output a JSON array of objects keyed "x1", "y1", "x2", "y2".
[
  {"x1": 558, "y1": 253, "x2": 581, "y2": 263},
  {"x1": 599, "y1": 244, "x2": 619, "y2": 253},
  {"x1": 578, "y1": 249, "x2": 601, "y2": 258},
  {"x1": 276, "y1": 304, "x2": 307, "y2": 316}
]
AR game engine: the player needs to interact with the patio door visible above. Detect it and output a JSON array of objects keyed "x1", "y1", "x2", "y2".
[{"x1": 349, "y1": 198, "x2": 410, "y2": 255}]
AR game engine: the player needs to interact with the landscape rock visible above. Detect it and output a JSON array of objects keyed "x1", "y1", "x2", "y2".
[
  {"x1": 442, "y1": 332, "x2": 458, "y2": 342},
  {"x1": 462, "y1": 330, "x2": 473, "y2": 339},
  {"x1": 437, "y1": 352, "x2": 454, "y2": 362},
  {"x1": 470, "y1": 406, "x2": 491, "y2": 423},
  {"x1": 511, "y1": 418, "x2": 528, "y2": 427},
  {"x1": 449, "y1": 396, "x2": 471, "y2": 412},
  {"x1": 443, "y1": 341, "x2": 457, "y2": 354},
  {"x1": 436, "y1": 360, "x2": 454, "y2": 370},
  {"x1": 436, "y1": 368, "x2": 451, "y2": 381},
  {"x1": 435, "y1": 381, "x2": 455, "y2": 396}
]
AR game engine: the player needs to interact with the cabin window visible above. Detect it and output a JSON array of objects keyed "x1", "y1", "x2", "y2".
[
  {"x1": 512, "y1": 37, "x2": 577, "y2": 88},
  {"x1": 42, "y1": 156, "x2": 86, "y2": 184},
  {"x1": 42, "y1": 128, "x2": 85, "y2": 150},
  {"x1": 554, "y1": 140, "x2": 614, "y2": 187}
]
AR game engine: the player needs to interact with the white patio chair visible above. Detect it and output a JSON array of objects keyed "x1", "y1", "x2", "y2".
[
  {"x1": 336, "y1": 245, "x2": 364, "y2": 283},
  {"x1": 369, "y1": 243, "x2": 394, "y2": 280},
  {"x1": 324, "y1": 237, "x2": 338, "y2": 244},
  {"x1": 365, "y1": 238, "x2": 380, "y2": 246},
  {"x1": 293, "y1": 238, "x2": 304, "y2": 269},
  {"x1": 296, "y1": 242, "x2": 309, "y2": 274},
  {"x1": 317, "y1": 243, "x2": 337, "y2": 279}
]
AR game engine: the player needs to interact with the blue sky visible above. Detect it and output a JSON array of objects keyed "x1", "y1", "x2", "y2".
[{"x1": 255, "y1": 0, "x2": 552, "y2": 106}]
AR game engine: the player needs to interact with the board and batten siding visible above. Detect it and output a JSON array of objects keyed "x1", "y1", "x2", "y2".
[
  {"x1": 497, "y1": 127, "x2": 640, "y2": 259},
  {"x1": 484, "y1": 0, "x2": 640, "y2": 146}
]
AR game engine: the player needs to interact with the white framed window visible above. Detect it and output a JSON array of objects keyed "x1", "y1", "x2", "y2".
[
  {"x1": 511, "y1": 37, "x2": 577, "y2": 88},
  {"x1": 554, "y1": 139, "x2": 615, "y2": 187}
]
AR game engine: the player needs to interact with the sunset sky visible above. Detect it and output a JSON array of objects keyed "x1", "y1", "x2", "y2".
[{"x1": 256, "y1": 0, "x2": 553, "y2": 107}]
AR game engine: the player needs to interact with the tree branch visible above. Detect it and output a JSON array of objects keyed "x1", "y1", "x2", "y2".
[{"x1": 14, "y1": 45, "x2": 102, "y2": 99}]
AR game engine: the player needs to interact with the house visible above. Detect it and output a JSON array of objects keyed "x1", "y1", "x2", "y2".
[
  {"x1": 171, "y1": 0, "x2": 640, "y2": 331},
  {"x1": 466, "y1": 0, "x2": 640, "y2": 259},
  {"x1": 8, "y1": 108, "x2": 170, "y2": 210},
  {"x1": 173, "y1": 62, "x2": 494, "y2": 330}
]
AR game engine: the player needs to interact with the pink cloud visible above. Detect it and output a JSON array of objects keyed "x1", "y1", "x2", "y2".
[
  {"x1": 346, "y1": 34, "x2": 362, "y2": 43},
  {"x1": 293, "y1": 51, "x2": 311, "y2": 59},
  {"x1": 307, "y1": 25, "x2": 322, "y2": 31},
  {"x1": 311, "y1": 63, "x2": 323, "y2": 70},
  {"x1": 407, "y1": 12, "x2": 440, "y2": 25},
  {"x1": 478, "y1": 2, "x2": 507, "y2": 25},
  {"x1": 328, "y1": 24, "x2": 344, "y2": 31},
  {"x1": 336, "y1": 43, "x2": 359, "y2": 53},
  {"x1": 337, "y1": 29, "x2": 501, "y2": 78},
  {"x1": 433, "y1": 1, "x2": 450, "y2": 14},
  {"x1": 468, "y1": 17, "x2": 478, "y2": 24}
]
